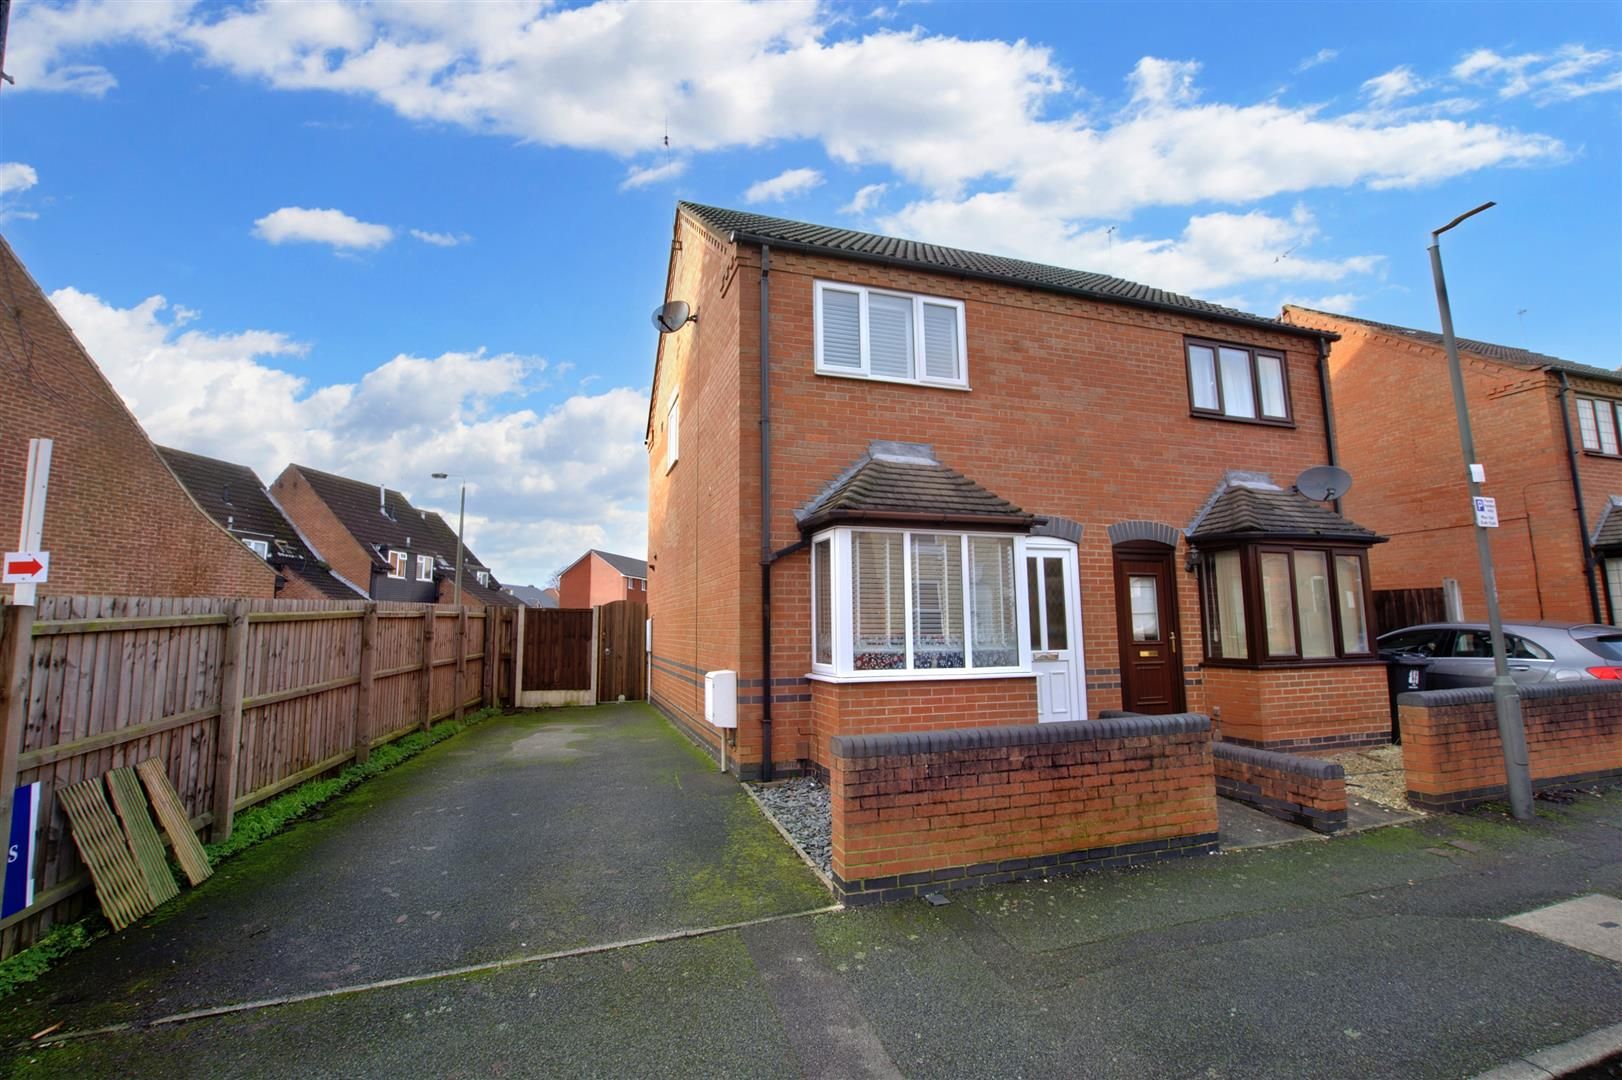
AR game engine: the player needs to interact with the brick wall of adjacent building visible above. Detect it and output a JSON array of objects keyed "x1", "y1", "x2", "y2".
[
  {"x1": 1285, "y1": 306, "x2": 1612, "y2": 625},
  {"x1": 269, "y1": 466, "x2": 380, "y2": 594},
  {"x1": 1399, "y1": 682, "x2": 1622, "y2": 810},
  {"x1": 827, "y1": 714, "x2": 1219, "y2": 904},
  {"x1": 0, "y1": 238, "x2": 277, "y2": 600},
  {"x1": 1212, "y1": 741, "x2": 1347, "y2": 833},
  {"x1": 559, "y1": 554, "x2": 643, "y2": 609},
  {"x1": 1202, "y1": 663, "x2": 1389, "y2": 751},
  {"x1": 809, "y1": 676, "x2": 1038, "y2": 769}
]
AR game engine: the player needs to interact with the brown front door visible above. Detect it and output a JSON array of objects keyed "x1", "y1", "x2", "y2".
[{"x1": 1113, "y1": 544, "x2": 1186, "y2": 714}]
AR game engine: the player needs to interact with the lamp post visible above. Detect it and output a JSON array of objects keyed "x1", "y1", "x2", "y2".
[
  {"x1": 431, "y1": 472, "x2": 466, "y2": 609},
  {"x1": 1427, "y1": 201, "x2": 1533, "y2": 821}
]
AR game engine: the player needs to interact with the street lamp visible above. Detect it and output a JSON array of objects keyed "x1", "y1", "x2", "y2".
[
  {"x1": 430, "y1": 472, "x2": 466, "y2": 609},
  {"x1": 1427, "y1": 201, "x2": 1533, "y2": 821}
]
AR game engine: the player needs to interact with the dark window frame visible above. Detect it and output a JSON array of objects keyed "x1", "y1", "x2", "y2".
[
  {"x1": 1185, "y1": 336, "x2": 1295, "y2": 428},
  {"x1": 1199, "y1": 541, "x2": 1376, "y2": 668},
  {"x1": 1575, "y1": 395, "x2": 1622, "y2": 458}
]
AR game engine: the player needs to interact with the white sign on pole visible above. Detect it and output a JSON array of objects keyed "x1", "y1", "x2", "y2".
[
  {"x1": 1473, "y1": 496, "x2": 1499, "y2": 529},
  {"x1": 2, "y1": 552, "x2": 48, "y2": 584},
  {"x1": 11, "y1": 439, "x2": 51, "y2": 606}
]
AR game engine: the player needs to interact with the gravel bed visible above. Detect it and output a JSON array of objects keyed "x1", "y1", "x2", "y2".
[
  {"x1": 748, "y1": 776, "x2": 831, "y2": 875},
  {"x1": 1331, "y1": 743, "x2": 1420, "y2": 814}
]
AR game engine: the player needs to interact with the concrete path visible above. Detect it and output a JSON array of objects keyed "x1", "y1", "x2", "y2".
[{"x1": 4, "y1": 711, "x2": 1620, "y2": 1079}]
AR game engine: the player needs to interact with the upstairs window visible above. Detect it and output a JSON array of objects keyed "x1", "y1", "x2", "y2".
[
  {"x1": 416, "y1": 554, "x2": 434, "y2": 582},
  {"x1": 242, "y1": 538, "x2": 270, "y2": 559},
  {"x1": 814, "y1": 281, "x2": 967, "y2": 388},
  {"x1": 1577, "y1": 397, "x2": 1621, "y2": 455},
  {"x1": 1186, "y1": 339, "x2": 1291, "y2": 424},
  {"x1": 387, "y1": 550, "x2": 407, "y2": 579},
  {"x1": 475, "y1": 570, "x2": 490, "y2": 587}
]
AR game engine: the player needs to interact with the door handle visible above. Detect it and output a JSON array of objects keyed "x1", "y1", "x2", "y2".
[
  {"x1": 1509, "y1": 664, "x2": 1529, "y2": 671},
  {"x1": 1169, "y1": 631, "x2": 1177, "y2": 654}
]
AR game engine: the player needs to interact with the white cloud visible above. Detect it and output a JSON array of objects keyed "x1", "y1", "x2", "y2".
[
  {"x1": 409, "y1": 228, "x2": 471, "y2": 247},
  {"x1": 1285, "y1": 292, "x2": 1363, "y2": 314},
  {"x1": 840, "y1": 182, "x2": 889, "y2": 215},
  {"x1": 5, "y1": 0, "x2": 189, "y2": 95},
  {"x1": 744, "y1": 167, "x2": 824, "y2": 204},
  {"x1": 0, "y1": 163, "x2": 39, "y2": 195},
  {"x1": 1453, "y1": 45, "x2": 1622, "y2": 103},
  {"x1": 50, "y1": 285, "x2": 650, "y2": 583},
  {"x1": 1128, "y1": 57, "x2": 1201, "y2": 108},
  {"x1": 619, "y1": 158, "x2": 688, "y2": 191},
  {"x1": 1295, "y1": 48, "x2": 1338, "y2": 73},
  {"x1": 253, "y1": 206, "x2": 394, "y2": 250},
  {"x1": 1361, "y1": 66, "x2": 1427, "y2": 107}
]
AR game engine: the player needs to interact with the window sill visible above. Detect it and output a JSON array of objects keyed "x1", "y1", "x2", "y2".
[
  {"x1": 1188, "y1": 410, "x2": 1296, "y2": 429},
  {"x1": 1581, "y1": 449, "x2": 1622, "y2": 460},
  {"x1": 814, "y1": 369, "x2": 971, "y2": 392},
  {"x1": 807, "y1": 669, "x2": 1035, "y2": 684}
]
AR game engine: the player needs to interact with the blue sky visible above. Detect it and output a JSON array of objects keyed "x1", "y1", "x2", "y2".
[{"x1": 1, "y1": 0, "x2": 1617, "y2": 585}]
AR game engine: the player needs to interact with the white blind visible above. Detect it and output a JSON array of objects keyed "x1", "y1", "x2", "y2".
[
  {"x1": 969, "y1": 537, "x2": 1016, "y2": 667},
  {"x1": 868, "y1": 293, "x2": 914, "y2": 378},
  {"x1": 922, "y1": 302, "x2": 960, "y2": 381},
  {"x1": 1218, "y1": 347, "x2": 1255, "y2": 418},
  {"x1": 911, "y1": 534, "x2": 964, "y2": 669},
  {"x1": 852, "y1": 531, "x2": 904, "y2": 669},
  {"x1": 820, "y1": 288, "x2": 862, "y2": 370},
  {"x1": 1256, "y1": 353, "x2": 1287, "y2": 417},
  {"x1": 1188, "y1": 345, "x2": 1219, "y2": 410},
  {"x1": 813, "y1": 538, "x2": 833, "y2": 666}
]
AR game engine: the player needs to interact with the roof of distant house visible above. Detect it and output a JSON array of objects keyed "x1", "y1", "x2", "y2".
[
  {"x1": 287, "y1": 464, "x2": 492, "y2": 572},
  {"x1": 160, "y1": 447, "x2": 361, "y2": 600},
  {"x1": 562, "y1": 550, "x2": 648, "y2": 579},
  {"x1": 503, "y1": 584, "x2": 559, "y2": 608},
  {"x1": 679, "y1": 202, "x2": 1332, "y2": 341},
  {"x1": 1285, "y1": 305, "x2": 1621, "y2": 385},
  {"x1": 797, "y1": 442, "x2": 1033, "y2": 532}
]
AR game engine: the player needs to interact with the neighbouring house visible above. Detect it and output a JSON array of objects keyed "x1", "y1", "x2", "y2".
[
  {"x1": 503, "y1": 584, "x2": 560, "y2": 608},
  {"x1": 1282, "y1": 306, "x2": 1622, "y2": 625},
  {"x1": 158, "y1": 446, "x2": 363, "y2": 601},
  {"x1": 647, "y1": 203, "x2": 1391, "y2": 780},
  {"x1": 557, "y1": 549, "x2": 648, "y2": 608},
  {"x1": 0, "y1": 237, "x2": 277, "y2": 600},
  {"x1": 269, "y1": 463, "x2": 519, "y2": 609}
]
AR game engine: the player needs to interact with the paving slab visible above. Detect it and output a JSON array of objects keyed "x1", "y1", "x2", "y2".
[{"x1": 1503, "y1": 893, "x2": 1622, "y2": 963}]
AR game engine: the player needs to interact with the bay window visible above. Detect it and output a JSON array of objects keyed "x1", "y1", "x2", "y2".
[
  {"x1": 811, "y1": 527, "x2": 1028, "y2": 678},
  {"x1": 1200, "y1": 544, "x2": 1374, "y2": 664}
]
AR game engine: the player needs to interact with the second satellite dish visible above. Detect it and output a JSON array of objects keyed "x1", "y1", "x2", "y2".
[
  {"x1": 1295, "y1": 465, "x2": 1353, "y2": 502},
  {"x1": 652, "y1": 300, "x2": 696, "y2": 333}
]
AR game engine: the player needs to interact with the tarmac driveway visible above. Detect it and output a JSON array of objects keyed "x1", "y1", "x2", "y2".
[{"x1": 0, "y1": 704, "x2": 829, "y2": 1042}]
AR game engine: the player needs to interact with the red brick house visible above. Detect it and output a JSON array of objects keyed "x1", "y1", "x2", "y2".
[
  {"x1": 647, "y1": 204, "x2": 1391, "y2": 780},
  {"x1": 557, "y1": 549, "x2": 648, "y2": 608},
  {"x1": 159, "y1": 446, "x2": 362, "y2": 601},
  {"x1": 0, "y1": 237, "x2": 276, "y2": 600},
  {"x1": 1282, "y1": 306, "x2": 1622, "y2": 625},
  {"x1": 269, "y1": 464, "x2": 518, "y2": 609}
]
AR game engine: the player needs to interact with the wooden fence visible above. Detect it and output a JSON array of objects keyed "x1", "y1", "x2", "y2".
[
  {"x1": 523, "y1": 608, "x2": 594, "y2": 692},
  {"x1": 0, "y1": 595, "x2": 521, "y2": 959},
  {"x1": 1373, "y1": 588, "x2": 1447, "y2": 636}
]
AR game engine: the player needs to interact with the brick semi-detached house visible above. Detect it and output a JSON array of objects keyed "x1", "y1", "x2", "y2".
[
  {"x1": 557, "y1": 549, "x2": 648, "y2": 608},
  {"x1": 647, "y1": 203, "x2": 1391, "y2": 780},
  {"x1": 269, "y1": 464, "x2": 519, "y2": 609},
  {"x1": 0, "y1": 237, "x2": 275, "y2": 600},
  {"x1": 1283, "y1": 306, "x2": 1622, "y2": 625}
]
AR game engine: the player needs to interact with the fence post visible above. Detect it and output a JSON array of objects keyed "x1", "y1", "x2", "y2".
[
  {"x1": 454, "y1": 607, "x2": 468, "y2": 722},
  {"x1": 589, "y1": 605, "x2": 601, "y2": 705},
  {"x1": 481, "y1": 610, "x2": 496, "y2": 707},
  {"x1": 0, "y1": 603, "x2": 35, "y2": 833},
  {"x1": 420, "y1": 606, "x2": 436, "y2": 732},
  {"x1": 354, "y1": 602, "x2": 377, "y2": 764},
  {"x1": 211, "y1": 600, "x2": 251, "y2": 843},
  {"x1": 512, "y1": 607, "x2": 525, "y2": 706}
]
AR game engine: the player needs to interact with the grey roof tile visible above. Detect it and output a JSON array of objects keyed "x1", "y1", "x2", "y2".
[
  {"x1": 290, "y1": 464, "x2": 494, "y2": 575},
  {"x1": 798, "y1": 444, "x2": 1032, "y2": 530},
  {"x1": 589, "y1": 550, "x2": 648, "y2": 578},
  {"x1": 1593, "y1": 498, "x2": 1622, "y2": 549},
  {"x1": 1188, "y1": 483, "x2": 1383, "y2": 543}
]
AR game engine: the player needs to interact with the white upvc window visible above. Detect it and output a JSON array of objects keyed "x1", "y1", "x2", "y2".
[
  {"x1": 813, "y1": 280, "x2": 968, "y2": 388},
  {"x1": 665, "y1": 393, "x2": 680, "y2": 472},
  {"x1": 475, "y1": 570, "x2": 490, "y2": 587},
  {"x1": 810, "y1": 526, "x2": 1030, "y2": 680},
  {"x1": 416, "y1": 554, "x2": 434, "y2": 582},
  {"x1": 242, "y1": 538, "x2": 270, "y2": 558},
  {"x1": 387, "y1": 550, "x2": 407, "y2": 579}
]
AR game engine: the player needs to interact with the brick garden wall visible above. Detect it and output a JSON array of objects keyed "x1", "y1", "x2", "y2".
[
  {"x1": 827, "y1": 714, "x2": 1219, "y2": 904},
  {"x1": 1203, "y1": 663, "x2": 1389, "y2": 752},
  {"x1": 1212, "y1": 742, "x2": 1347, "y2": 833},
  {"x1": 1399, "y1": 682, "x2": 1622, "y2": 811},
  {"x1": 809, "y1": 676, "x2": 1037, "y2": 771}
]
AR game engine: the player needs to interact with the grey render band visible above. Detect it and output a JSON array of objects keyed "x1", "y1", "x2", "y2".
[
  {"x1": 1398, "y1": 681, "x2": 1622, "y2": 708},
  {"x1": 1212, "y1": 740, "x2": 1346, "y2": 780},
  {"x1": 829, "y1": 713, "x2": 1211, "y2": 759},
  {"x1": 1107, "y1": 520, "x2": 1182, "y2": 548}
]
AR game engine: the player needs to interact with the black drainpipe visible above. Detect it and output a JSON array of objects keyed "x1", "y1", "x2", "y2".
[
  {"x1": 1556, "y1": 371, "x2": 1604, "y2": 622},
  {"x1": 1316, "y1": 336, "x2": 1342, "y2": 513},
  {"x1": 757, "y1": 243, "x2": 774, "y2": 781}
]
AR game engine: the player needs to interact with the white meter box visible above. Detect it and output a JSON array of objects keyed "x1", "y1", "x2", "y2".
[{"x1": 704, "y1": 670, "x2": 738, "y2": 729}]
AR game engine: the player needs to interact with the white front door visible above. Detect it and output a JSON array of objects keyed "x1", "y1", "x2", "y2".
[{"x1": 1026, "y1": 542, "x2": 1084, "y2": 723}]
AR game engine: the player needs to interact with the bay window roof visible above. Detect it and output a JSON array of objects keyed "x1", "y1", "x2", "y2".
[
  {"x1": 1188, "y1": 474, "x2": 1384, "y2": 546},
  {"x1": 1593, "y1": 497, "x2": 1622, "y2": 551},
  {"x1": 796, "y1": 442, "x2": 1034, "y2": 533}
]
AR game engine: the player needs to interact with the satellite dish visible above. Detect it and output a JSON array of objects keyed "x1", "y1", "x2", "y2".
[
  {"x1": 1295, "y1": 465, "x2": 1353, "y2": 502},
  {"x1": 652, "y1": 300, "x2": 695, "y2": 333}
]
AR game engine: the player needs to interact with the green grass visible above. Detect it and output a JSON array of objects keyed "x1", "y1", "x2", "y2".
[{"x1": 0, "y1": 705, "x2": 503, "y2": 999}]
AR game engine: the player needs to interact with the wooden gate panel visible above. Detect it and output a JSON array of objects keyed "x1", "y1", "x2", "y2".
[
  {"x1": 523, "y1": 608, "x2": 593, "y2": 691},
  {"x1": 597, "y1": 601, "x2": 648, "y2": 703},
  {"x1": 1373, "y1": 588, "x2": 1446, "y2": 636}
]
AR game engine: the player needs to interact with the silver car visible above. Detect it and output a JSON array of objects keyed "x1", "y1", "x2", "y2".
[{"x1": 1378, "y1": 621, "x2": 1622, "y2": 688}]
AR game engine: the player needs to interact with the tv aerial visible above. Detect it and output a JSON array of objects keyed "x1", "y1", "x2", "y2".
[
  {"x1": 1295, "y1": 464, "x2": 1352, "y2": 502},
  {"x1": 652, "y1": 300, "x2": 697, "y2": 334}
]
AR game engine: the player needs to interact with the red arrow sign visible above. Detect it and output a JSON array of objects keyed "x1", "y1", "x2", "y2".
[{"x1": 5, "y1": 557, "x2": 42, "y2": 577}]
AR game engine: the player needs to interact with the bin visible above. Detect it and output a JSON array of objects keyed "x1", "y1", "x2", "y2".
[{"x1": 1384, "y1": 652, "x2": 1432, "y2": 743}]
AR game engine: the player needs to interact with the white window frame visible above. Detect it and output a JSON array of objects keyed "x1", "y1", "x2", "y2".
[
  {"x1": 387, "y1": 550, "x2": 407, "y2": 579},
  {"x1": 416, "y1": 554, "x2": 435, "y2": 582},
  {"x1": 665, "y1": 393, "x2": 680, "y2": 473},
  {"x1": 809, "y1": 525, "x2": 1032, "y2": 682},
  {"x1": 812, "y1": 280, "x2": 969, "y2": 390},
  {"x1": 475, "y1": 570, "x2": 490, "y2": 587},
  {"x1": 242, "y1": 538, "x2": 270, "y2": 559}
]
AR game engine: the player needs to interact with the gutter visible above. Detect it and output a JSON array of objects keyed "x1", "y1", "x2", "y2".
[
  {"x1": 724, "y1": 229, "x2": 1340, "y2": 344},
  {"x1": 757, "y1": 242, "x2": 775, "y2": 781},
  {"x1": 798, "y1": 509, "x2": 1037, "y2": 532},
  {"x1": 1556, "y1": 370, "x2": 1604, "y2": 622}
]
